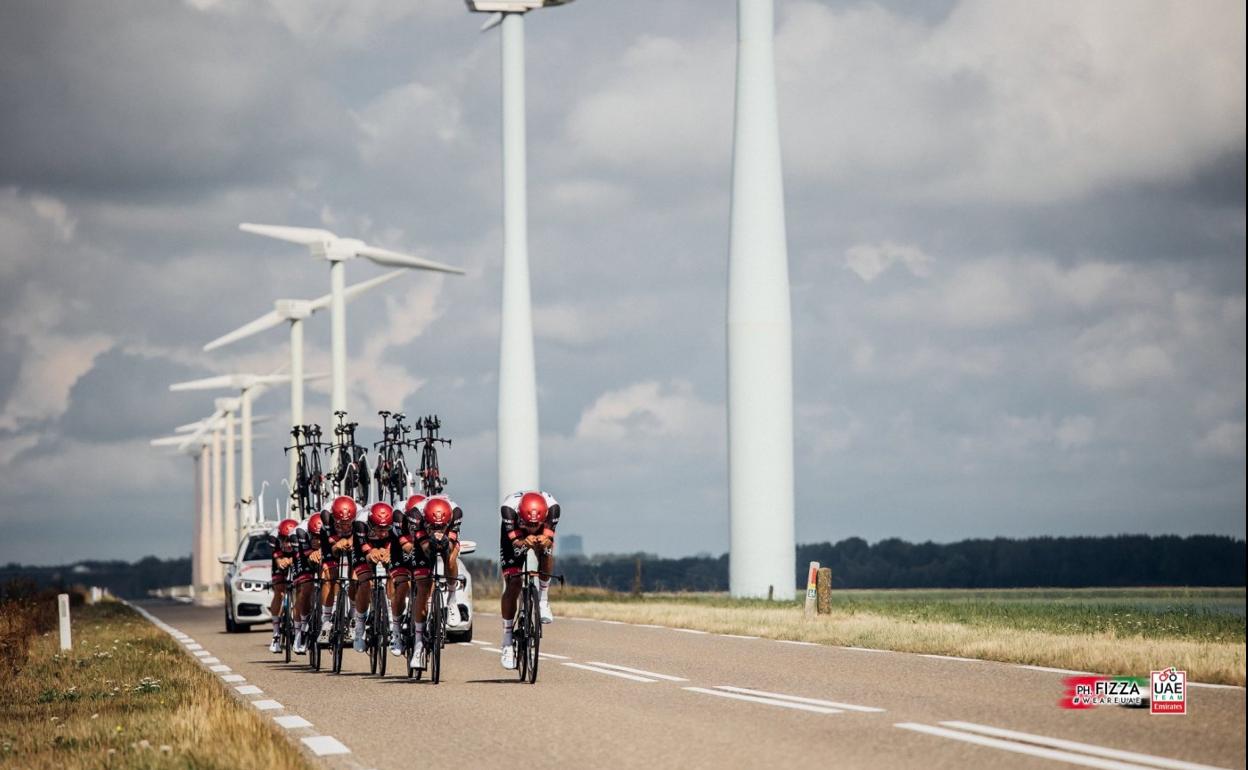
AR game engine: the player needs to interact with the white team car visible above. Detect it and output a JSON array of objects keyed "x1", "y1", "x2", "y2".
[
  {"x1": 219, "y1": 526, "x2": 275, "y2": 633},
  {"x1": 217, "y1": 527, "x2": 476, "y2": 640}
]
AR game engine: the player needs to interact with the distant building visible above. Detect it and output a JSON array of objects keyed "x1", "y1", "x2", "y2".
[{"x1": 561, "y1": 534, "x2": 584, "y2": 557}]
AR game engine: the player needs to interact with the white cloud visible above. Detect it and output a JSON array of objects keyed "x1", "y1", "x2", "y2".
[
  {"x1": 0, "y1": 332, "x2": 113, "y2": 430},
  {"x1": 844, "y1": 241, "x2": 932, "y2": 283},
  {"x1": 28, "y1": 194, "x2": 76, "y2": 242},
  {"x1": 1196, "y1": 421, "x2": 1245, "y2": 457},
  {"x1": 574, "y1": 380, "x2": 721, "y2": 443}
]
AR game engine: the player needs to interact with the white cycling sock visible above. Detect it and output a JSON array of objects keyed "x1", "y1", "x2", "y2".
[
  {"x1": 353, "y1": 609, "x2": 365, "y2": 627},
  {"x1": 299, "y1": 619, "x2": 309, "y2": 632},
  {"x1": 412, "y1": 621, "x2": 424, "y2": 641},
  {"x1": 272, "y1": 619, "x2": 280, "y2": 634},
  {"x1": 321, "y1": 606, "x2": 333, "y2": 623},
  {"x1": 502, "y1": 618, "x2": 514, "y2": 646},
  {"x1": 539, "y1": 579, "x2": 550, "y2": 603},
  {"x1": 390, "y1": 619, "x2": 402, "y2": 635}
]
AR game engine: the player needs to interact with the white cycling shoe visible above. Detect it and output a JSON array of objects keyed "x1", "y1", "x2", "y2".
[
  {"x1": 539, "y1": 601, "x2": 554, "y2": 625},
  {"x1": 269, "y1": 636, "x2": 282, "y2": 654},
  {"x1": 409, "y1": 641, "x2": 426, "y2": 670},
  {"x1": 294, "y1": 633, "x2": 307, "y2": 655},
  {"x1": 389, "y1": 638, "x2": 405, "y2": 657},
  {"x1": 353, "y1": 627, "x2": 367, "y2": 653},
  {"x1": 500, "y1": 645, "x2": 517, "y2": 670},
  {"x1": 317, "y1": 625, "x2": 331, "y2": 644},
  {"x1": 446, "y1": 603, "x2": 462, "y2": 627}
]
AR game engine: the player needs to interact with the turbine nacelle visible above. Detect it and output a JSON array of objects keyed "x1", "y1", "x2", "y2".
[
  {"x1": 273, "y1": 299, "x2": 314, "y2": 320},
  {"x1": 466, "y1": 0, "x2": 573, "y2": 12}
]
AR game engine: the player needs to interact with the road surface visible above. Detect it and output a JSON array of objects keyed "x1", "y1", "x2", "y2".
[{"x1": 136, "y1": 600, "x2": 1245, "y2": 770}]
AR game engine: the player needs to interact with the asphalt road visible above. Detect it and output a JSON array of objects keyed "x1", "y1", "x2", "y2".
[{"x1": 137, "y1": 600, "x2": 1245, "y2": 770}]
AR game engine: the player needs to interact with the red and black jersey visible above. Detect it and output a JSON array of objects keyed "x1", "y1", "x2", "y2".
[
  {"x1": 351, "y1": 510, "x2": 393, "y2": 562},
  {"x1": 500, "y1": 490, "x2": 559, "y2": 543},
  {"x1": 316, "y1": 509, "x2": 354, "y2": 562}
]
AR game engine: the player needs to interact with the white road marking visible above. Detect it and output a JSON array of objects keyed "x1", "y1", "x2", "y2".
[
  {"x1": 202, "y1": 657, "x2": 221, "y2": 664},
  {"x1": 714, "y1": 686, "x2": 884, "y2": 713},
  {"x1": 220, "y1": 674, "x2": 246, "y2": 683},
  {"x1": 672, "y1": 628, "x2": 709, "y2": 635},
  {"x1": 684, "y1": 687, "x2": 842, "y2": 715},
  {"x1": 1189, "y1": 682, "x2": 1243, "y2": 690},
  {"x1": 301, "y1": 736, "x2": 351, "y2": 756},
  {"x1": 479, "y1": 646, "x2": 504, "y2": 653},
  {"x1": 563, "y1": 663, "x2": 658, "y2": 683},
  {"x1": 456, "y1": 642, "x2": 476, "y2": 647},
  {"x1": 235, "y1": 685, "x2": 263, "y2": 695},
  {"x1": 720, "y1": 634, "x2": 759, "y2": 640},
  {"x1": 1018, "y1": 664, "x2": 1094, "y2": 675},
  {"x1": 538, "y1": 652, "x2": 570, "y2": 660},
  {"x1": 585, "y1": 662, "x2": 688, "y2": 681},
  {"x1": 184, "y1": 643, "x2": 202, "y2": 650},
  {"x1": 919, "y1": 654, "x2": 983, "y2": 663},
  {"x1": 896, "y1": 723, "x2": 1164, "y2": 770},
  {"x1": 250, "y1": 699, "x2": 283, "y2": 711},
  {"x1": 275, "y1": 715, "x2": 313, "y2": 729},
  {"x1": 940, "y1": 722, "x2": 1231, "y2": 770},
  {"x1": 192, "y1": 650, "x2": 210, "y2": 657},
  {"x1": 209, "y1": 664, "x2": 232, "y2": 673},
  {"x1": 837, "y1": 646, "x2": 890, "y2": 654},
  {"x1": 599, "y1": 620, "x2": 626, "y2": 625},
  {"x1": 777, "y1": 640, "x2": 819, "y2": 647},
  {"x1": 470, "y1": 640, "x2": 492, "y2": 646}
]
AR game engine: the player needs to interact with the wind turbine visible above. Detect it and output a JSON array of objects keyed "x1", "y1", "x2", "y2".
[
  {"x1": 728, "y1": 0, "x2": 795, "y2": 599},
  {"x1": 202, "y1": 270, "x2": 405, "y2": 484},
  {"x1": 237, "y1": 224, "x2": 465, "y2": 426},
  {"x1": 150, "y1": 436, "x2": 208, "y2": 593},
  {"x1": 466, "y1": 0, "x2": 575, "y2": 504}
]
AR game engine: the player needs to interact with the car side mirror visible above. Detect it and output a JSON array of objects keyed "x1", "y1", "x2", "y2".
[
  {"x1": 216, "y1": 554, "x2": 234, "y2": 565},
  {"x1": 459, "y1": 540, "x2": 476, "y2": 556}
]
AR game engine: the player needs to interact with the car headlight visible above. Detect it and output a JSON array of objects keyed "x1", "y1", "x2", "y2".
[{"x1": 234, "y1": 580, "x2": 271, "y2": 592}]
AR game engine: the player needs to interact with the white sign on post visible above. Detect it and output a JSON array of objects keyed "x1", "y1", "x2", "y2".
[{"x1": 58, "y1": 593, "x2": 72, "y2": 651}]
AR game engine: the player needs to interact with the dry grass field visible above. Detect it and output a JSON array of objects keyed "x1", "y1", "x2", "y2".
[{"x1": 0, "y1": 597, "x2": 314, "y2": 770}]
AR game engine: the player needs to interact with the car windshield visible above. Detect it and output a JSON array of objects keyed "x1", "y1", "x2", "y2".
[{"x1": 241, "y1": 536, "x2": 273, "y2": 562}]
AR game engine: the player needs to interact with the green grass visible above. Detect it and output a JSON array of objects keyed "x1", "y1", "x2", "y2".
[{"x1": 550, "y1": 586, "x2": 1245, "y2": 643}]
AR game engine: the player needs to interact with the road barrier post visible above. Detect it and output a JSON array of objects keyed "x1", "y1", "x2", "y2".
[
  {"x1": 816, "y1": 567, "x2": 832, "y2": 615},
  {"x1": 803, "y1": 561, "x2": 820, "y2": 617},
  {"x1": 57, "y1": 593, "x2": 71, "y2": 651}
]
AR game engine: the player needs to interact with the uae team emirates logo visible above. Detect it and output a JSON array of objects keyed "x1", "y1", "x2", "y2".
[{"x1": 1150, "y1": 668, "x2": 1187, "y2": 715}]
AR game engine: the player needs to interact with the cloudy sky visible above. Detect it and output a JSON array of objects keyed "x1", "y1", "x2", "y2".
[{"x1": 1, "y1": 0, "x2": 1243, "y2": 566}]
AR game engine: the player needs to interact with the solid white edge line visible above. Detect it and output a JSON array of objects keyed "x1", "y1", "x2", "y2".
[
  {"x1": 684, "y1": 687, "x2": 842, "y2": 715},
  {"x1": 672, "y1": 628, "x2": 709, "y2": 635},
  {"x1": 479, "y1": 646, "x2": 504, "y2": 653},
  {"x1": 1189, "y1": 682, "x2": 1242, "y2": 690},
  {"x1": 939, "y1": 722, "x2": 1231, "y2": 770},
  {"x1": 585, "y1": 662, "x2": 688, "y2": 681},
  {"x1": 837, "y1": 646, "x2": 891, "y2": 654},
  {"x1": 562, "y1": 663, "x2": 658, "y2": 683},
  {"x1": 635, "y1": 624, "x2": 665, "y2": 629},
  {"x1": 301, "y1": 735, "x2": 351, "y2": 756},
  {"x1": 721, "y1": 634, "x2": 759, "y2": 640},
  {"x1": 777, "y1": 640, "x2": 819, "y2": 647},
  {"x1": 919, "y1": 654, "x2": 983, "y2": 663},
  {"x1": 599, "y1": 620, "x2": 626, "y2": 625},
  {"x1": 895, "y1": 723, "x2": 1157, "y2": 770},
  {"x1": 1019, "y1": 664, "x2": 1095, "y2": 675},
  {"x1": 714, "y1": 686, "x2": 883, "y2": 712}
]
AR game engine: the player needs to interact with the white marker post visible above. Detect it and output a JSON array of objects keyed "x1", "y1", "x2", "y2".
[
  {"x1": 57, "y1": 593, "x2": 71, "y2": 650},
  {"x1": 803, "y1": 561, "x2": 819, "y2": 617}
]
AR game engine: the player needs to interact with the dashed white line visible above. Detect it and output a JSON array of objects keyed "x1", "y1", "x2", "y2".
[
  {"x1": 939, "y1": 722, "x2": 1230, "y2": 770},
  {"x1": 470, "y1": 640, "x2": 491, "y2": 646},
  {"x1": 479, "y1": 646, "x2": 504, "y2": 654},
  {"x1": 250, "y1": 699, "x2": 283, "y2": 711},
  {"x1": 192, "y1": 650, "x2": 210, "y2": 657},
  {"x1": 563, "y1": 662, "x2": 658, "y2": 683},
  {"x1": 301, "y1": 736, "x2": 351, "y2": 756},
  {"x1": 235, "y1": 685, "x2": 263, "y2": 695},
  {"x1": 585, "y1": 662, "x2": 688, "y2": 682},
  {"x1": 202, "y1": 657, "x2": 221, "y2": 664},
  {"x1": 538, "y1": 652, "x2": 570, "y2": 660},
  {"x1": 220, "y1": 674, "x2": 246, "y2": 683},
  {"x1": 896, "y1": 722, "x2": 1176, "y2": 770},
  {"x1": 274, "y1": 715, "x2": 313, "y2": 729},
  {"x1": 209, "y1": 664, "x2": 232, "y2": 673},
  {"x1": 456, "y1": 642, "x2": 476, "y2": 647},
  {"x1": 184, "y1": 643, "x2": 203, "y2": 650},
  {"x1": 714, "y1": 686, "x2": 884, "y2": 713},
  {"x1": 683, "y1": 687, "x2": 842, "y2": 715}
]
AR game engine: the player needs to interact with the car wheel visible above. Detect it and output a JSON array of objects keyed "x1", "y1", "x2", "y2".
[
  {"x1": 225, "y1": 602, "x2": 239, "y2": 633},
  {"x1": 448, "y1": 624, "x2": 473, "y2": 643}
]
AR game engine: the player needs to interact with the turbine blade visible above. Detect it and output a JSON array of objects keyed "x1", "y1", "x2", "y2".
[
  {"x1": 343, "y1": 270, "x2": 406, "y2": 303},
  {"x1": 481, "y1": 12, "x2": 504, "y2": 31},
  {"x1": 150, "y1": 436, "x2": 187, "y2": 447},
  {"x1": 204, "y1": 310, "x2": 285, "y2": 351},
  {"x1": 251, "y1": 373, "x2": 293, "y2": 386},
  {"x1": 239, "y1": 223, "x2": 336, "y2": 246},
  {"x1": 170, "y1": 375, "x2": 236, "y2": 391},
  {"x1": 357, "y1": 245, "x2": 466, "y2": 275}
]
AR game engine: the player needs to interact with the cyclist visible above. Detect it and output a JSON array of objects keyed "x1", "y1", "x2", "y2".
[
  {"x1": 267, "y1": 518, "x2": 299, "y2": 653},
  {"x1": 406, "y1": 495, "x2": 465, "y2": 669},
  {"x1": 291, "y1": 513, "x2": 323, "y2": 654},
  {"x1": 383, "y1": 495, "x2": 426, "y2": 657},
  {"x1": 312, "y1": 495, "x2": 357, "y2": 644},
  {"x1": 350, "y1": 502, "x2": 395, "y2": 653},
  {"x1": 498, "y1": 490, "x2": 560, "y2": 669}
]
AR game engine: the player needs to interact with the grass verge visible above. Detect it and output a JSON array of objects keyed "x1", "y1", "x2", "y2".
[
  {"x1": 547, "y1": 587, "x2": 1246, "y2": 686},
  {"x1": 0, "y1": 599, "x2": 317, "y2": 770}
]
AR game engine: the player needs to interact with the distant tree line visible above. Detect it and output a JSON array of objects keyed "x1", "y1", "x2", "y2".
[{"x1": 5, "y1": 535, "x2": 1243, "y2": 596}]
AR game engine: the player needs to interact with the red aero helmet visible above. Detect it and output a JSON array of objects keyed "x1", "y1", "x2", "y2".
[
  {"x1": 423, "y1": 497, "x2": 453, "y2": 527},
  {"x1": 518, "y1": 492, "x2": 548, "y2": 525},
  {"x1": 368, "y1": 502, "x2": 394, "y2": 528},
  {"x1": 331, "y1": 496, "x2": 357, "y2": 523},
  {"x1": 404, "y1": 494, "x2": 426, "y2": 512},
  {"x1": 307, "y1": 515, "x2": 324, "y2": 536},
  {"x1": 277, "y1": 518, "x2": 298, "y2": 538}
]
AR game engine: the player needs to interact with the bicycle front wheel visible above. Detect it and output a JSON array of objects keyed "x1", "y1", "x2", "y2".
[
  {"x1": 429, "y1": 589, "x2": 444, "y2": 685},
  {"x1": 524, "y1": 584, "x2": 541, "y2": 683}
]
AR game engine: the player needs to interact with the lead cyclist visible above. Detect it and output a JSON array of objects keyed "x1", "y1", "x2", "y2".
[{"x1": 498, "y1": 490, "x2": 560, "y2": 670}]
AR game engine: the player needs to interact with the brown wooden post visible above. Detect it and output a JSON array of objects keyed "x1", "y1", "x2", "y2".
[{"x1": 816, "y1": 567, "x2": 832, "y2": 614}]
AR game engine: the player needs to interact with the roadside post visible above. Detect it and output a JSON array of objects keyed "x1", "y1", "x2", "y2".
[
  {"x1": 816, "y1": 567, "x2": 832, "y2": 614},
  {"x1": 58, "y1": 593, "x2": 72, "y2": 651},
  {"x1": 803, "y1": 561, "x2": 820, "y2": 617}
]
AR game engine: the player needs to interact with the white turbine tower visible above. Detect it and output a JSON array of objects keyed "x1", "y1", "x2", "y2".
[
  {"x1": 237, "y1": 224, "x2": 465, "y2": 425},
  {"x1": 203, "y1": 270, "x2": 405, "y2": 485},
  {"x1": 728, "y1": 0, "x2": 795, "y2": 599},
  {"x1": 467, "y1": 0, "x2": 574, "y2": 503},
  {"x1": 150, "y1": 436, "x2": 207, "y2": 594},
  {"x1": 170, "y1": 372, "x2": 316, "y2": 548}
]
